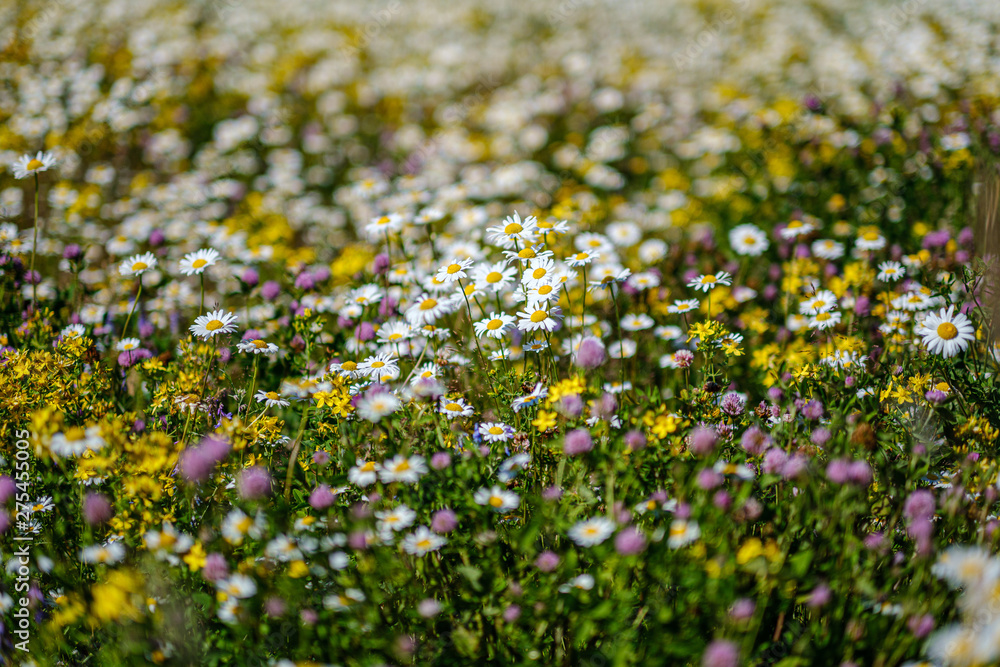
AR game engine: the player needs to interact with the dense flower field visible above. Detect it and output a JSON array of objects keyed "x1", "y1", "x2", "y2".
[{"x1": 3, "y1": 0, "x2": 1000, "y2": 665}]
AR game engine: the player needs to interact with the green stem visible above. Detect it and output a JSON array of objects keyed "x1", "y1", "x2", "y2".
[
  {"x1": 29, "y1": 173, "x2": 38, "y2": 308},
  {"x1": 121, "y1": 277, "x2": 142, "y2": 339}
]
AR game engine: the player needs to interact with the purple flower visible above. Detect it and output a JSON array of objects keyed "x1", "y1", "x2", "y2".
[
  {"x1": 807, "y1": 584, "x2": 831, "y2": 608},
  {"x1": 702, "y1": 640, "x2": 739, "y2": 667},
  {"x1": 826, "y1": 459, "x2": 852, "y2": 484},
  {"x1": 781, "y1": 455, "x2": 808, "y2": 480},
  {"x1": 294, "y1": 271, "x2": 316, "y2": 291},
  {"x1": 308, "y1": 484, "x2": 336, "y2": 510},
  {"x1": 624, "y1": 430, "x2": 647, "y2": 451},
  {"x1": 575, "y1": 337, "x2": 606, "y2": 369},
  {"x1": 261, "y1": 280, "x2": 281, "y2": 300},
  {"x1": 904, "y1": 490, "x2": 935, "y2": 522},
  {"x1": 82, "y1": 492, "x2": 113, "y2": 525},
  {"x1": 503, "y1": 605, "x2": 521, "y2": 623},
  {"x1": 801, "y1": 399, "x2": 824, "y2": 420},
  {"x1": 720, "y1": 393, "x2": 745, "y2": 417},
  {"x1": 697, "y1": 468, "x2": 723, "y2": 490},
  {"x1": 564, "y1": 429, "x2": 593, "y2": 456},
  {"x1": 431, "y1": 509, "x2": 458, "y2": 533},
  {"x1": 925, "y1": 389, "x2": 947, "y2": 404},
  {"x1": 762, "y1": 448, "x2": 788, "y2": 474},
  {"x1": 418, "y1": 598, "x2": 442, "y2": 617},
  {"x1": 0, "y1": 510, "x2": 10, "y2": 535},
  {"x1": 908, "y1": 614, "x2": 935, "y2": 638},
  {"x1": 202, "y1": 553, "x2": 229, "y2": 582},
  {"x1": 178, "y1": 436, "x2": 231, "y2": 483},
  {"x1": 118, "y1": 348, "x2": 152, "y2": 368},
  {"x1": 810, "y1": 427, "x2": 831, "y2": 447},
  {"x1": 729, "y1": 598, "x2": 755, "y2": 621},
  {"x1": 689, "y1": 426, "x2": 717, "y2": 456},
  {"x1": 430, "y1": 452, "x2": 452, "y2": 470},
  {"x1": 0, "y1": 476, "x2": 16, "y2": 504},
  {"x1": 614, "y1": 527, "x2": 647, "y2": 555},
  {"x1": 740, "y1": 426, "x2": 771, "y2": 456},
  {"x1": 312, "y1": 450, "x2": 331, "y2": 466},
  {"x1": 848, "y1": 460, "x2": 872, "y2": 485},
  {"x1": 201, "y1": 553, "x2": 229, "y2": 581},
  {"x1": 236, "y1": 467, "x2": 273, "y2": 500},
  {"x1": 241, "y1": 267, "x2": 259, "y2": 287},
  {"x1": 372, "y1": 253, "x2": 391, "y2": 275},
  {"x1": 535, "y1": 550, "x2": 560, "y2": 572}
]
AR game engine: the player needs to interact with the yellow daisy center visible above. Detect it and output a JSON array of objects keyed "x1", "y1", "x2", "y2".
[
  {"x1": 388, "y1": 333, "x2": 402, "y2": 341},
  {"x1": 486, "y1": 271, "x2": 502, "y2": 283},
  {"x1": 205, "y1": 319, "x2": 224, "y2": 331},
  {"x1": 252, "y1": 339, "x2": 267, "y2": 348},
  {"x1": 192, "y1": 258, "x2": 208, "y2": 268},
  {"x1": 487, "y1": 319, "x2": 503, "y2": 330},
  {"x1": 489, "y1": 496, "x2": 504, "y2": 508},
  {"x1": 360, "y1": 461, "x2": 376, "y2": 472},
  {"x1": 416, "y1": 538, "x2": 432, "y2": 549},
  {"x1": 395, "y1": 460, "x2": 411, "y2": 472},
  {"x1": 447, "y1": 263, "x2": 462, "y2": 274},
  {"x1": 504, "y1": 222, "x2": 523, "y2": 234},
  {"x1": 371, "y1": 361, "x2": 385, "y2": 369},
  {"x1": 744, "y1": 235, "x2": 756, "y2": 244},
  {"x1": 488, "y1": 426, "x2": 504, "y2": 435},
  {"x1": 518, "y1": 248, "x2": 535, "y2": 259},
  {"x1": 537, "y1": 285, "x2": 553, "y2": 295},
  {"x1": 341, "y1": 361, "x2": 357, "y2": 371},
  {"x1": 937, "y1": 322, "x2": 958, "y2": 340},
  {"x1": 530, "y1": 310, "x2": 548, "y2": 323},
  {"x1": 132, "y1": 261, "x2": 148, "y2": 271},
  {"x1": 863, "y1": 231, "x2": 880, "y2": 241},
  {"x1": 444, "y1": 402, "x2": 462, "y2": 411},
  {"x1": 700, "y1": 275, "x2": 716, "y2": 284},
  {"x1": 420, "y1": 298, "x2": 438, "y2": 310},
  {"x1": 266, "y1": 391, "x2": 279, "y2": 400},
  {"x1": 532, "y1": 267, "x2": 547, "y2": 279},
  {"x1": 26, "y1": 159, "x2": 44, "y2": 170}
]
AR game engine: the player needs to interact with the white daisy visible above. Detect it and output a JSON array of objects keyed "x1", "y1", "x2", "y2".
[
  {"x1": 238, "y1": 339, "x2": 279, "y2": 355},
  {"x1": 356, "y1": 392, "x2": 401, "y2": 422},
  {"x1": 687, "y1": 271, "x2": 732, "y2": 293},
  {"x1": 179, "y1": 248, "x2": 220, "y2": 276},
  {"x1": 379, "y1": 455, "x2": 427, "y2": 484},
  {"x1": 474, "y1": 312, "x2": 516, "y2": 339},
  {"x1": 190, "y1": 309, "x2": 238, "y2": 339},
  {"x1": 568, "y1": 517, "x2": 616, "y2": 547},
  {"x1": 473, "y1": 485, "x2": 520, "y2": 513},
  {"x1": 119, "y1": 252, "x2": 158, "y2": 277},
  {"x1": 255, "y1": 390, "x2": 289, "y2": 408},
  {"x1": 401, "y1": 526, "x2": 446, "y2": 556},
  {"x1": 877, "y1": 261, "x2": 905, "y2": 282},
  {"x1": 916, "y1": 305, "x2": 976, "y2": 358},
  {"x1": 11, "y1": 151, "x2": 57, "y2": 180},
  {"x1": 516, "y1": 306, "x2": 561, "y2": 333},
  {"x1": 729, "y1": 224, "x2": 769, "y2": 256}
]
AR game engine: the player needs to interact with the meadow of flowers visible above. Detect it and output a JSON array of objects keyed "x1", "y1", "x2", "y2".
[{"x1": 4, "y1": 0, "x2": 1000, "y2": 665}]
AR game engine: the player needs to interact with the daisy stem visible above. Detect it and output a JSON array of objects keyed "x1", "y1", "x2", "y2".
[
  {"x1": 581, "y1": 265, "x2": 588, "y2": 317},
  {"x1": 29, "y1": 173, "x2": 38, "y2": 309},
  {"x1": 200, "y1": 273, "x2": 205, "y2": 315},
  {"x1": 283, "y1": 405, "x2": 311, "y2": 501},
  {"x1": 612, "y1": 285, "x2": 626, "y2": 395},
  {"x1": 246, "y1": 356, "x2": 259, "y2": 414},
  {"x1": 121, "y1": 277, "x2": 142, "y2": 339}
]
